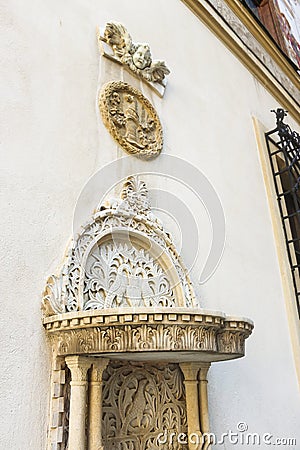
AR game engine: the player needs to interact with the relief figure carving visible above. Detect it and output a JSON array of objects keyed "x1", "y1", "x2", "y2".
[{"x1": 100, "y1": 82, "x2": 161, "y2": 159}]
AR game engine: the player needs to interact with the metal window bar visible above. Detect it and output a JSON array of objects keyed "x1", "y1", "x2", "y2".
[{"x1": 265, "y1": 109, "x2": 300, "y2": 318}]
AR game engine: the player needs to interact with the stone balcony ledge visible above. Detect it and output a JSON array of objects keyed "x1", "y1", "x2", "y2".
[{"x1": 43, "y1": 307, "x2": 253, "y2": 363}]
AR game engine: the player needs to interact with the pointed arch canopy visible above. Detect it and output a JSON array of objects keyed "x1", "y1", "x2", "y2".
[{"x1": 43, "y1": 176, "x2": 197, "y2": 316}]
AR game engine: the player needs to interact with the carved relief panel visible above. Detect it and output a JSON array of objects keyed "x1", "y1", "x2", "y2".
[
  {"x1": 84, "y1": 242, "x2": 176, "y2": 309},
  {"x1": 102, "y1": 361, "x2": 188, "y2": 450},
  {"x1": 99, "y1": 82, "x2": 163, "y2": 159},
  {"x1": 101, "y1": 22, "x2": 170, "y2": 85},
  {"x1": 43, "y1": 176, "x2": 198, "y2": 316}
]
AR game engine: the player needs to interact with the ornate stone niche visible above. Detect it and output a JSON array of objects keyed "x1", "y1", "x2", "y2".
[{"x1": 43, "y1": 176, "x2": 253, "y2": 450}]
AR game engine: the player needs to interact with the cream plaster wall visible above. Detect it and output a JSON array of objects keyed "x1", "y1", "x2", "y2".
[{"x1": 1, "y1": 0, "x2": 299, "y2": 448}]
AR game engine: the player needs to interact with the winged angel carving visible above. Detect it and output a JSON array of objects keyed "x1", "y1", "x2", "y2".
[{"x1": 103, "y1": 22, "x2": 170, "y2": 84}]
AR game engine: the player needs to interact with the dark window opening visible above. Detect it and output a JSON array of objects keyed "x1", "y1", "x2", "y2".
[{"x1": 266, "y1": 109, "x2": 300, "y2": 318}]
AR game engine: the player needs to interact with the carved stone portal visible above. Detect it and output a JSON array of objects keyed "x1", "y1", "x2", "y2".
[{"x1": 99, "y1": 82, "x2": 163, "y2": 159}]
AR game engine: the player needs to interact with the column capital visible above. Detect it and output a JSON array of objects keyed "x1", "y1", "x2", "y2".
[
  {"x1": 90, "y1": 358, "x2": 109, "y2": 382},
  {"x1": 65, "y1": 355, "x2": 92, "y2": 382},
  {"x1": 179, "y1": 362, "x2": 201, "y2": 381}
]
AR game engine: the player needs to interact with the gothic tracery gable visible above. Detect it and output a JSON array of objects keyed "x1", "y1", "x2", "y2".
[{"x1": 43, "y1": 176, "x2": 197, "y2": 316}]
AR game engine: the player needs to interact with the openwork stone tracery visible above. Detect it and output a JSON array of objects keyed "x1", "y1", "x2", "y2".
[
  {"x1": 84, "y1": 242, "x2": 175, "y2": 309},
  {"x1": 43, "y1": 176, "x2": 196, "y2": 317}
]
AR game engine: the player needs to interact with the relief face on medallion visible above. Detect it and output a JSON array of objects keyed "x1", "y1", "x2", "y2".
[{"x1": 99, "y1": 81, "x2": 163, "y2": 159}]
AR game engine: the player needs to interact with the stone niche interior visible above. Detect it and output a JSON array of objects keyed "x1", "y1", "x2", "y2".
[
  {"x1": 60, "y1": 359, "x2": 189, "y2": 450},
  {"x1": 102, "y1": 360, "x2": 188, "y2": 449},
  {"x1": 43, "y1": 177, "x2": 253, "y2": 450}
]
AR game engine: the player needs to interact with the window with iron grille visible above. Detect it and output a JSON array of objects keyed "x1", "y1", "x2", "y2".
[{"x1": 265, "y1": 109, "x2": 300, "y2": 317}]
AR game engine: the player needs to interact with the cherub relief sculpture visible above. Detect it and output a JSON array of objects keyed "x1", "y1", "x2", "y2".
[{"x1": 103, "y1": 22, "x2": 170, "y2": 84}]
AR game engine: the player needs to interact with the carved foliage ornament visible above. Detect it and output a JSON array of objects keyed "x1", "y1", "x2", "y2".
[
  {"x1": 45, "y1": 309, "x2": 253, "y2": 357},
  {"x1": 102, "y1": 361, "x2": 187, "y2": 450},
  {"x1": 42, "y1": 176, "x2": 197, "y2": 316},
  {"x1": 102, "y1": 22, "x2": 170, "y2": 84},
  {"x1": 52, "y1": 324, "x2": 221, "y2": 356},
  {"x1": 99, "y1": 81, "x2": 163, "y2": 159},
  {"x1": 84, "y1": 242, "x2": 176, "y2": 310}
]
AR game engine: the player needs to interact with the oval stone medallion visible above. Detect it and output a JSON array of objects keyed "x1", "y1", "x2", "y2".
[{"x1": 99, "y1": 81, "x2": 163, "y2": 159}]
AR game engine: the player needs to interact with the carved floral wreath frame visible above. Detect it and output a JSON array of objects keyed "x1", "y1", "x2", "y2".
[{"x1": 99, "y1": 81, "x2": 163, "y2": 160}]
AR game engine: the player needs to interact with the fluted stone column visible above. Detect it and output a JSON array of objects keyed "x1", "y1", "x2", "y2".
[
  {"x1": 65, "y1": 356, "x2": 92, "y2": 450},
  {"x1": 180, "y1": 363, "x2": 202, "y2": 450},
  {"x1": 88, "y1": 358, "x2": 109, "y2": 450}
]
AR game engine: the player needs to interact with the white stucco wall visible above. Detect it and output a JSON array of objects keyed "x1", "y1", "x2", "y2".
[{"x1": 1, "y1": 0, "x2": 299, "y2": 449}]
